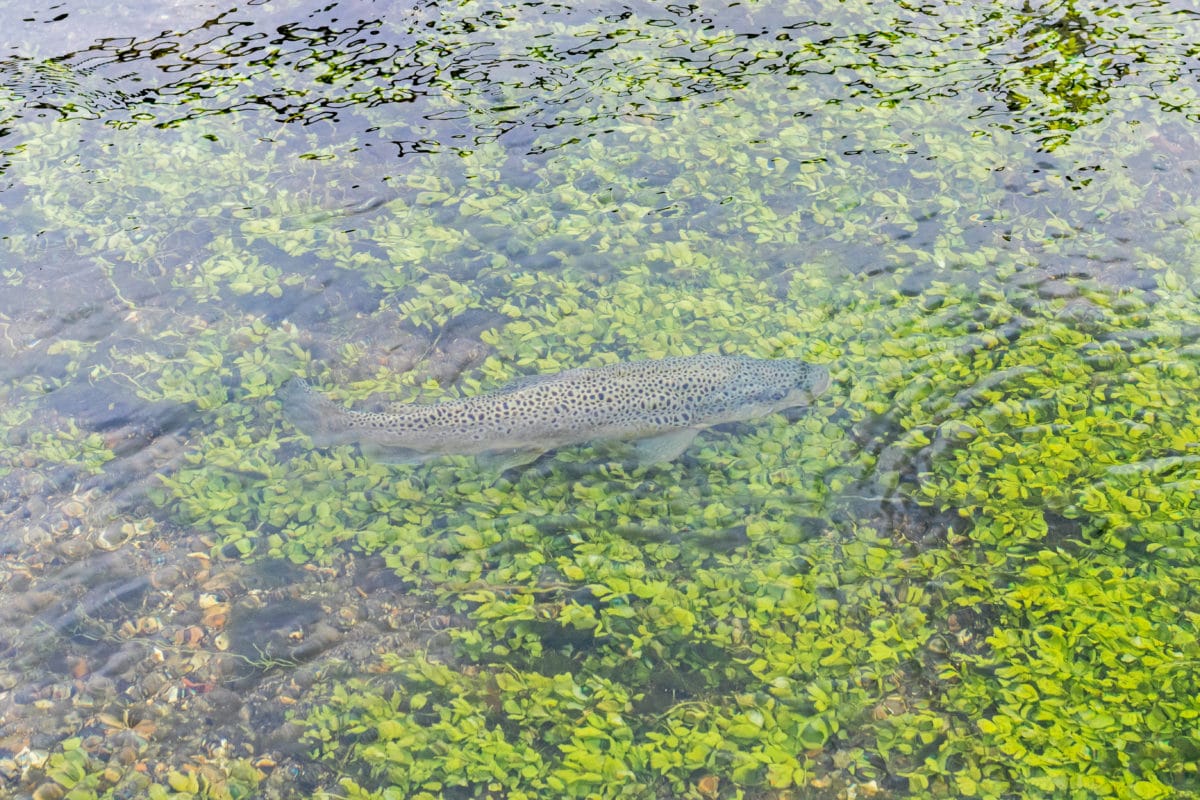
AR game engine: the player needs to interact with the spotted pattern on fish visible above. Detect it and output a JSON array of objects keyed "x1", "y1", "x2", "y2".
[{"x1": 280, "y1": 354, "x2": 830, "y2": 465}]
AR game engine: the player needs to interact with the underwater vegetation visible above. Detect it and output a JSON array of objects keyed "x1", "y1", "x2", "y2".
[{"x1": 1, "y1": 0, "x2": 1200, "y2": 798}]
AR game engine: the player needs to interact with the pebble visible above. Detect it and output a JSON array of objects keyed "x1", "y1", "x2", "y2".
[
  {"x1": 139, "y1": 672, "x2": 169, "y2": 697},
  {"x1": 62, "y1": 500, "x2": 86, "y2": 519},
  {"x1": 31, "y1": 783, "x2": 64, "y2": 800},
  {"x1": 94, "y1": 523, "x2": 133, "y2": 551},
  {"x1": 25, "y1": 496, "x2": 47, "y2": 517},
  {"x1": 56, "y1": 538, "x2": 93, "y2": 560},
  {"x1": 202, "y1": 687, "x2": 243, "y2": 713},
  {"x1": 22, "y1": 525, "x2": 52, "y2": 548},
  {"x1": 114, "y1": 746, "x2": 139, "y2": 765}
]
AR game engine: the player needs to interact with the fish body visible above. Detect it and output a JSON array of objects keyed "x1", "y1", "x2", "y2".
[{"x1": 280, "y1": 354, "x2": 830, "y2": 466}]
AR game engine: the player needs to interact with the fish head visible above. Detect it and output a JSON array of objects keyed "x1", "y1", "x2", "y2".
[
  {"x1": 726, "y1": 358, "x2": 831, "y2": 418},
  {"x1": 786, "y1": 359, "x2": 831, "y2": 404}
]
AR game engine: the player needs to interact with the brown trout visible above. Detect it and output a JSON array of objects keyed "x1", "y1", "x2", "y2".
[{"x1": 280, "y1": 354, "x2": 830, "y2": 466}]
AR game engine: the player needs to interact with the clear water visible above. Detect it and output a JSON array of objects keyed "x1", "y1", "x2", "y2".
[{"x1": 2, "y1": 0, "x2": 1199, "y2": 797}]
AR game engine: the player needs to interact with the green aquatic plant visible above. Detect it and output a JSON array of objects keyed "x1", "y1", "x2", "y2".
[
  {"x1": 18, "y1": 739, "x2": 262, "y2": 800},
  {"x1": 39, "y1": 738, "x2": 104, "y2": 797},
  {"x1": 0, "y1": 412, "x2": 113, "y2": 478}
]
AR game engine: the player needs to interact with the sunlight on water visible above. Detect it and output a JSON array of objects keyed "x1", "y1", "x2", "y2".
[{"x1": 1, "y1": 0, "x2": 1199, "y2": 797}]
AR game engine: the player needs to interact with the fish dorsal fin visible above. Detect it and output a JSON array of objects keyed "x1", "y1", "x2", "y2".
[
  {"x1": 491, "y1": 368, "x2": 586, "y2": 395},
  {"x1": 633, "y1": 428, "x2": 700, "y2": 466}
]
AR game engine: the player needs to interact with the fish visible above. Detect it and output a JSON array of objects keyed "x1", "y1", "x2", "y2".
[{"x1": 279, "y1": 354, "x2": 831, "y2": 467}]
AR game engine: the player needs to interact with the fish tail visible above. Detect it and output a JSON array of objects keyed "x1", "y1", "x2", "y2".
[{"x1": 278, "y1": 378, "x2": 353, "y2": 446}]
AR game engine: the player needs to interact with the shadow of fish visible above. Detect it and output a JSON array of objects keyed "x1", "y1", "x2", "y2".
[{"x1": 279, "y1": 354, "x2": 830, "y2": 468}]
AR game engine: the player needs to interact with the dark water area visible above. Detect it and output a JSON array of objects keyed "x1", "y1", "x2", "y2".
[{"x1": 2, "y1": 0, "x2": 1200, "y2": 798}]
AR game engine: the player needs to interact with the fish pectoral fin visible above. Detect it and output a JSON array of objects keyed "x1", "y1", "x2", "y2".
[
  {"x1": 278, "y1": 378, "x2": 350, "y2": 447},
  {"x1": 359, "y1": 441, "x2": 433, "y2": 465},
  {"x1": 633, "y1": 429, "x2": 700, "y2": 465},
  {"x1": 476, "y1": 448, "x2": 546, "y2": 472}
]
